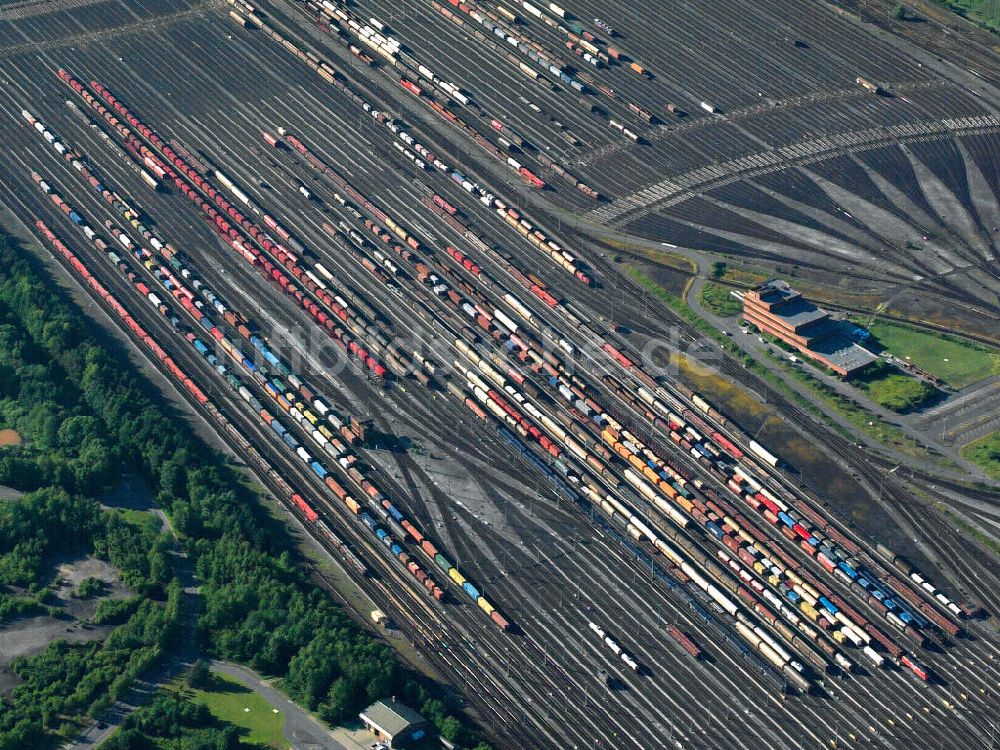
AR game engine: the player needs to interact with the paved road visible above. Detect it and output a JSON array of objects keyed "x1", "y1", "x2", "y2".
[
  {"x1": 518, "y1": 192, "x2": 997, "y2": 488},
  {"x1": 62, "y1": 510, "x2": 201, "y2": 750},
  {"x1": 209, "y1": 661, "x2": 355, "y2": 750},
  {"x1": 683, "y1": 269, "x2": 996, "y2": 483},
  {"x1": 60, "y1": 510, "x2": 362, "y2": 750}
]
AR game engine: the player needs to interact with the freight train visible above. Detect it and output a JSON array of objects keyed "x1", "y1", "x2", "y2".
[{"x1": 30, "y1": 55, "x2": 976, "y2": 703}]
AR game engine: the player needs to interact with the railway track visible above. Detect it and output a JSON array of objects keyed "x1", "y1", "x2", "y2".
[
  {"x1": 585, "y1": 117, "x2": 1000, "y2": 225},
  {"x1": 606, "y1": 254, "x2": 1000, "y2": 614},
  {"x1": 1, "y1": 2, "x2": 998, "y2": 745},
  {"x1": 705, "y1": 275, "x2": 1000, "y2": 347},
  {"x1": 23, "y1": 193, "x2": 553, "y2": 749}
]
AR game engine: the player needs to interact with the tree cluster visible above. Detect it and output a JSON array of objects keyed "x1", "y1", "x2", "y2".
[
  {"x1": 0, "y1": 234, "x2": 488, "y2": 747},
  {"x1": 0, "y1": 488, "x2": 176, "y2": 748},
  {"x1": 100, "y1": 691, "x2": 242, "y2": 750}
]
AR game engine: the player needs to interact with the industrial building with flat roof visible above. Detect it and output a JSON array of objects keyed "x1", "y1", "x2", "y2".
[
  {"x1": 742, "y1": 280, "x2": 876, "y2": 377},
  {"x1": 359, "y1": 699, "x2": 430, "y2": 749}
]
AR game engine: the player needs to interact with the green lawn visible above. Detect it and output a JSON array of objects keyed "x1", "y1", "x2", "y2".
[
  {"x1": 934, "y1": 0, "x2": 1000, "y2": 32},
  {"x1": 697, "y1": 281, "x2": 743, "y2": 317},
  {"x1": 858, "y1": 318, "x2": 1000, "y2": 389},
  {"x1": 186, "y1": 673, "x2": 289, "y2": 749},
  {"x1": 113, "y1": 507, "x2": 156, "y2": 529},
  {"x1": 860, "y1": 373, "x2": 935, "y2": 412},
  {"x1": 962, "y1": 430, "x2": 1000, "y2": 481},
  {"x1": 853, "y1": 362, "x2": 939, "y2": 413}
]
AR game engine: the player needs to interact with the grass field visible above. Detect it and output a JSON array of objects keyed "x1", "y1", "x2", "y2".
[
  {"x1": 697, "y1": 281, "x2": 743, "y2": 317},
  {"x1": 858, "y1": 318, "x2": 1000, "y2": 389},
  {"x1": 600, "y1": 237, "x2": 696, "y2": 273},
  {"x1": 961, "y1": 430, "x2": 1000, "y2": 481},
  {"x1": 934, "y1": 0, "x2": 1000, "y2": 32},
  {"x1": 113, "y1": 507, "x2": 158, "y2": 529},
  {"x1": 853, "y1": 362, "x2": 940, "y2": 413},
  {"x1": 718, "y1": 266, "x2": 768, "y2": 288},
  {"x1": 858, "y1": 372, "x2": 936, "y2": 412},
  {"x1": 185, "y1": 673, "x2": 288, "y2": 749},
  {"x1": 629, "y1": 268, "x2": 945, "y2": 462}
]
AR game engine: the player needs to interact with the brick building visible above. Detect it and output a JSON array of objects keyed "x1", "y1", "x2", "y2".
[{"x1": 742, "y1": 280, "x2": 876, "y2": 377}]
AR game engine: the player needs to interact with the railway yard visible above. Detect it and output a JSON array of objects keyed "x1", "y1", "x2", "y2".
[{"x1": 1, "y1": 0, "x2": 999, "y2": 748}]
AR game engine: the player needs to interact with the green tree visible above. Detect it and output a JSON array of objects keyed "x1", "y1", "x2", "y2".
[
  {"x1": 57, "y1": 415, "x2": 102, "y2": 449},
  {"x1": 0, "y1": 234, "x2": 488, "y2": 749},
  {"x1": 76, "y1": 576, "x2": 105, "y2": 598},
  {"x1": 319, "y1": 677, "x2": 354, "y2": 724},
  {"x1": 187, "y1": 659, "x2": 212, "y2": 690},
  {"x1": 439, "y1": 715, "x2": 462, "y2": 741}
]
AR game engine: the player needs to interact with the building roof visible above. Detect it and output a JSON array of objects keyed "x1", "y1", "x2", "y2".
[
  {"x1": 360, "y1": 700, "x2": 427, "y2": 738},
  {"x1": 797, "y1": 317, "x2": 841, "y2": 342},
  {"x1": 753, "y1": 279, "x2": 799, "y2": 305},
  {"x1": 808, "y1": 334, "x2": 878, "y2": 374},
  {"x1": 744, "y1": 279, "x2": 879, "y2": 374},
  {"x1": 746, "y1": 279, "x2": 834, "y2": 332},
  {"x1": 767, "y1": 297, "x2": 828, "y2": 330}
]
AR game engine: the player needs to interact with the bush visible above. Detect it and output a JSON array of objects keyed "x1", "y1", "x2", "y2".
[
  {"x1": 0, "y1": 226, "x2": 488, "y2": 747},
  {"x1": 698, "y1": 281, "x2": 743, "y2": 317},
  {"x1": 90, "y1": 596, "x2": 142, "y2": 626},
  {"x1": 102, "y1": 691, "x2": 239, "y2": 750},
  {"x1": 0, "y1": 593, "x2": 43, "y2": 621},
  {"x1": 76, "y1": 576, "x2": 105, "y2": 599},
  {"x1": 187, "y1": 659, "x2": 212, "y2": 690}
]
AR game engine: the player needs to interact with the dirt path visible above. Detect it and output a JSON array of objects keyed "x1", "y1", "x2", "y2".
[{"x1": 61, "y1": 511, "x2": 201, "y2": 750}]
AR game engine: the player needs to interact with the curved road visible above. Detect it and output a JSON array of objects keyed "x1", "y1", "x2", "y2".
[
  {"x1": 683, "y1": 270, "x2": 993, "y2": 480},
  {"x1": 61, "y1": 512, "x2": 352, "y2": 750},
  {"x1": 209, "y1": 661, "x2": 352, "y2": 750}
]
